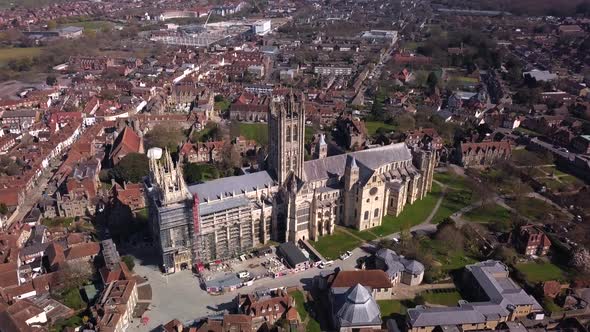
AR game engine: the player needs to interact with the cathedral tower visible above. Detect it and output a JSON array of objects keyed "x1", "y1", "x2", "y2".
[{"x1": 268, "y1": 92, "x2": 306, "y2": 185}]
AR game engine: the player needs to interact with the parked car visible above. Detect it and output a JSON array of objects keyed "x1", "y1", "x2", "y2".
[
  {"x1": 237, "y1": 271, "x2": 250, "y2": 279},
  {"x1": 340, "y1": 251, "x2": 352, "y2": 260},
  {"x1": 318, "y1": 260, "x2": 334, "y2": 269}
]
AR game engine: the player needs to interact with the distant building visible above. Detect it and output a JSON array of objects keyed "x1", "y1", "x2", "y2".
[
  {"x1": 314, "y1": 66, "x2": 353, "y2": 76},
  {"x1": 360, "y1": 30, "x2": 398, "y2": 45},
  {"x1": 523, "y1": 70, "x2": 558, "y2": 82},
  {"x1": 458, "y1": 141, "x2": 511, "y2": 167},
  {"x1": 571, "y1": 135, "x2": 590, "y2": 154},
  {"x1": 252, "y1": 20, "x2": 271, "y2": 35},
  {"x1": 277, "y1": 242, "x2": 309, "y2": 270}
]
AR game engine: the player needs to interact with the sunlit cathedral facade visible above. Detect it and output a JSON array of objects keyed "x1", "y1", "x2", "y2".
[{"x1": 147, "y1": 92, "x2": 436, "y2": 273}]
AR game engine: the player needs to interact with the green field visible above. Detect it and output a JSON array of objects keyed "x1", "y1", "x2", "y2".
[
  {"x1": 365, "y1": 121, "x2": 397, "y2": 136},
  {"x1": 312, "y1": 228, "x2": 363, "y2": 260},
  {"x1": 463, "y1": 204, "x2": 512, "y2": 224},
  {"x1": 421, "y1": 289, "x2": 462, "y2": 306},
  {"x1": 378, "y1": 299, "x2": 410, "y2": 317},
  {"x1": 371, "y1": 182, "x2": 443, "y2": 237},
  {"x1": 516, "y1": 262, "x2": 567, "y2": 283},
  {"x1": 0, "y1": 47, "x2": 43, "y2": 65},
  {"x1": 60, "y1": 20, "x2": 113, "y2": 30}
]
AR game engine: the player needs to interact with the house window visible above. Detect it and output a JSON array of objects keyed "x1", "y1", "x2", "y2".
[
  {"x1": 364, "y1": 211, "x2": 369, "y2": 220},
  {"x1": 374, "y1": 208, "x2": 379, "y2": 217}
]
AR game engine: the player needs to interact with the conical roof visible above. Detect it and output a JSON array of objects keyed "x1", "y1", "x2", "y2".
[
  {"x1": 347, "y1": 284, "x2": 371, "y2": 303},
  {"x1": 336, "y1": 284, "x2": 382, "y2": 327}
]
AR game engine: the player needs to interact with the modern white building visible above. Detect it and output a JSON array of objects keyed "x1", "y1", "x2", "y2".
[{"x1": 252, "y1": 20, "x2": 271, "y2": 35}]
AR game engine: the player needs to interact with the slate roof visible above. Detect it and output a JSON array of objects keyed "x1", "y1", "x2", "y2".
[
  {"x1": 303, "y1": 143, "x2": 412, "y2": 183},
  {"x1": 375, "y1": 248, "x2": 424, "y2": 277},
  {"x1": 407, "y1": 261, "x2": 542, "y2": 329},
  {"x1": 333, "y1": 284, "x2": 382, "y2": 328},
  {"x1": 277, "y1": 242, "x2": 307, "y2": 268},
  {"x1": 188, "y1": 171, "x2": 275, "y2": 201}
]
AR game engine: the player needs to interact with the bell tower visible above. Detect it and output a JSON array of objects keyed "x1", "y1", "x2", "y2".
[{"x1": 268, "y1": 92, "x2": 306, "y2": 185}]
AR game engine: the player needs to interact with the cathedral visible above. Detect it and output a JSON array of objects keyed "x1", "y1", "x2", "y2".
[{"x1": 146, "y1": 92, "x2": 436, "y2": 273}]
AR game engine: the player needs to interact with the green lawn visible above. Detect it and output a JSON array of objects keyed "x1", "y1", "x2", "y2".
[
  {"x1": 511, "y1": 149, "x2": 552, "y2": 166},
  {"x1": 516, "y1": 262, "x2": 567, "y2": 283},
  {"x1": 378, "y1": 299, "x2": 409, "y2": 317},
  {"x1": 434, "y1": 172, "x2": 470, "y2": 191},
  {"x1": 421, "y1": 289, "x2": 462, "y2": 306},
  {"x1": 343, "y1": 226, "x2": 378, "y2": 241},
  {"x1": 42, "y1": 217, "x2": 75, "y2": 228},
  {"x1": 540, "y1": 166, "x2": 568, "y2": 177},
  {"x1": 506, "y1": 197, "x2": 566, "y2": 222},
  {"x1": 290, "y1": 290, "x2": 308, "y2": 321},
  {"x1": 419, "y1": 238, "x2": 477, "y2": 271},
  {"x1": 312, "y1": 228, "x2": 363, "y2": 260},
  {"x1": 0, "y1": 47, "x2": 43, "y2": 65},
  {"x1": 365, "y1": 121, "x2": 397, "y2": 136},
  {"x1": 463, "y1": 204, "x2": 512, "y2": 224},
  {"x1": 237, "y1": 123, "x2": 269, "y2": 145},
  {"x1": 371, "y1": 182, "x2": 443, "y2": 237},
  {"x1": 431, "y1": 187, "x2": 473, "y2": 224}
]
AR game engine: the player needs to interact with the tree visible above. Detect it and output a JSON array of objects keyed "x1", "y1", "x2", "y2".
[
  {"x1": 571, "y1": 248, "x2": 590, "y2": 273},
  {"x1": 393, "y1": 113, "x2": 416, "y2": 132},
  {"x1": 46, "y1": 74, "x2": 57, "y2": 86},
  {"x1": 56, "y1": 261, "x2": 93, "y2": 290},
  {"x1": 121, "y1": 255, "x2": 135, "y2": 271},
  {"x1": 47, "y1": 20, "x2": 58, "y2": 30},
  {"x1": 183, "y1": 163, "x2": 220, "y2": 183},
  {"x1": 426, "y1": 72, "x2": 439, "y2": 91},
  {"x1": 492, "y1": 246, "x2": 517, "y2": 265},
  {"x1": 144, "y1": 124, "x2": 185, "y2": 151},
  {"x1": 112, "y1": 153, "x2": 149, "y2": 183}
]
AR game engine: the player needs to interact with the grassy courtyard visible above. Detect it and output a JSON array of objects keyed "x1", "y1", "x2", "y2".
[
  {"x1": 312, "y1": 228, "x2": 363, "y2": 260},
  {"x1": 516, "y1": 262, "x2": 568, "y2": 284},
  {"x1": 365, "y1": 121, "x2": 397, "y2": 136},
  {"x1": 237, "y1": 123, "x2": 269, "y2": 145},
  {"x1": 378, "y1": 299, "x2": 410, "y2": 317},
  {"x1": 421, "y1": 289, "x2": 462, "y2": 306}
]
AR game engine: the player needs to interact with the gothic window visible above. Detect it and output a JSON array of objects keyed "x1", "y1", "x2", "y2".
[
  {"x1": 293, "y1": 124, "x2": 298, "y2": 140},
  {"x1": 286, "y1": 125, "x2": 291, "y2": 141},
  {"x1": 364, "y1": 211, "x2": 369, "y2": 220},
  {"x1": 374, "y1": 208, "x2": 379, "y2": 217}
]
